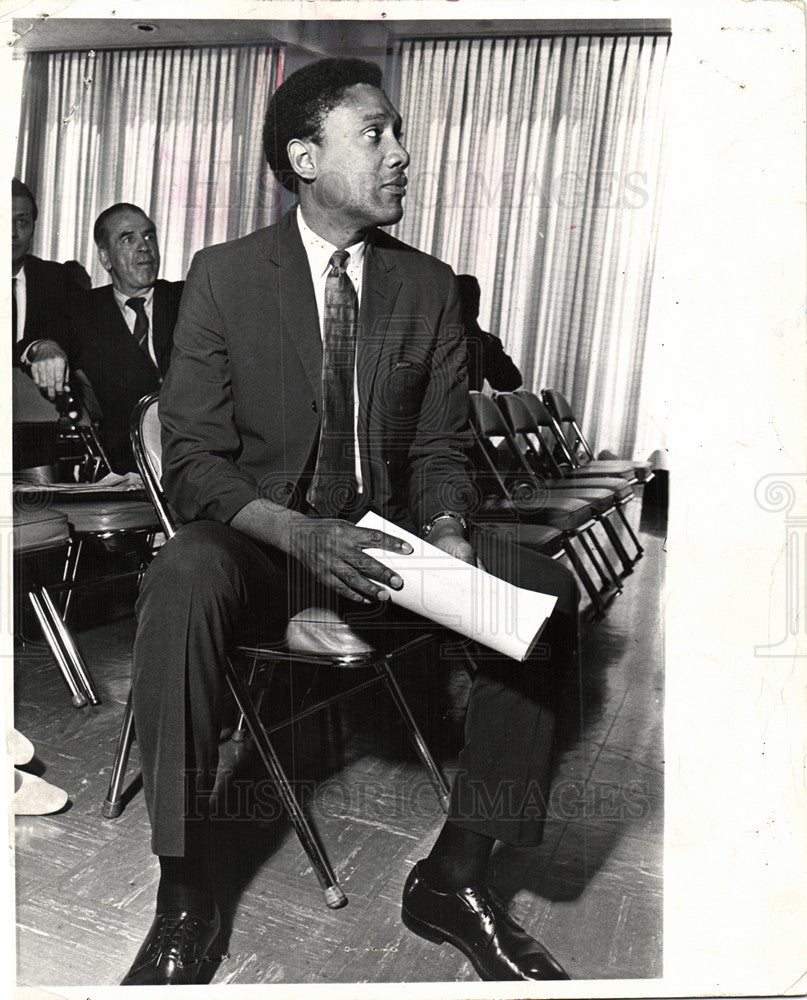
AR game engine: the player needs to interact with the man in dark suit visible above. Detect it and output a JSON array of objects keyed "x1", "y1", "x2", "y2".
[
  {"x1": 457, "y1": 274, "x2": 523, "y2": 392},
  {"x1": 123, "y1": 59, "x2": 578, "y2": 986},
  {"x1": 69, "y1": 203, "x2": 184, "y2": 471},
  {"x1": 11, "y1": 178, "x2": 88, "y2": 399}
]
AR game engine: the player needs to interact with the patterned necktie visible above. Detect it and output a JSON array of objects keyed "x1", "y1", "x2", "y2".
[
  {"x1": 126, "y1": 296, "x2": 151, "y2": 359},
  {"x1": 306, "y1": 250, "x2": 359, "y2": 518}
]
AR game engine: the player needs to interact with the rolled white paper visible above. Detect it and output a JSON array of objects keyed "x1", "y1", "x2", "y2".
[{"x1": 357, "y1": 511, "x2": 557, "y2": 662}]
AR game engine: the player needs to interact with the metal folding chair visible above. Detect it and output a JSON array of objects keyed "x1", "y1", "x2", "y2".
[
  {"x1": 13, "y1": 506, "x2": 99, "y2": 708},
  {"x1": 467, "y1": 392, "x2": 620, "y2": 615},
  {"x1": 104, "y1": 393, "x2": 454, "y2": 909},
  {"x1": 540, "y1": 388, "x2": 654, "y2": 484},
  {"x1": 495, "y1": 391, "x2": 639, "y2": 573}
]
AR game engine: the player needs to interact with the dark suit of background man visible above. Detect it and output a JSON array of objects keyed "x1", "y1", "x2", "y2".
[
  {"x1": 69, "y1": 204, "x2": 184, "y2": 472},
  {"x1": 457, "y1": 273, "x2": 523, "y2": 393},
  {"x1": 122, "y1": 58, "x2": 579, "y2": 987},
  {"x1": 11, "y1": 177, "x2": 88, "y2": 399}
]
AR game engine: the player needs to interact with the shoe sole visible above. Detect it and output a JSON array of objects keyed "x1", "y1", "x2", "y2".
[{"x1": 401, "y1": 907, "x2": 494, "y2": 981}]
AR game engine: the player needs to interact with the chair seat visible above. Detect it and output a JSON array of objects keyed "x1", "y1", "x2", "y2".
[
  {"x1": 285, "y1": 606, "x2": 377, "y2": 658},
  {"x1": 13, "y1": 508, "x2": 71, "y2": 554},
  {"x1": 556, "y1": 476, "x2": 634, "y2": 500},
  {"x1": 476, "y1": 493, "x2": 592, "y2": 532},
  {"x1": 540, "y1": 486, "x2": 616, "y2": 515},
  {"x1": 51, "y1": 500, "x2": 160, "y2": 534},
  {"x1": 473, "y1": 521, "x2": 563, "y2": 554}
]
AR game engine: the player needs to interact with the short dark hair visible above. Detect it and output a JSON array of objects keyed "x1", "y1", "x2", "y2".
[
  {"x1": 12, "y1": 178, "x2": 37, "y2": 221},
  {"x1": 93, "y1": 202, "x2": 148, "y2": 248},
  {"x1": 263, "y1": 57, "x2": 384, "y2": 193}
]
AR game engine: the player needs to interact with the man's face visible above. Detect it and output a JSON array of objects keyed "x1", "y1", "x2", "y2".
[
  {"x1": 306, "y1": 83, "x2": 410, "y2": 231},
  {"x1": 98, "y1": 208, "x2": 160, "y2": 296},
  {"x1": 12, "y1": 195, "x2": 35, "y2": 271}
]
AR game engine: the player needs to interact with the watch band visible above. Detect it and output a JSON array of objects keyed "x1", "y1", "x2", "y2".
[{"x1": 421, "y1": 511, "x2": 468, "y2": 539}]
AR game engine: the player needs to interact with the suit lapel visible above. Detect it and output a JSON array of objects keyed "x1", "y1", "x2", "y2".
[
  {"x1": 266, "y1": 211, "x2": 324, "y2": 409},
  {"x1": 357, "y1": 233, "x2": 403, "y2": 485},
  {"x1": 97, "y1": 285, "x2": 159, "y2": 376},
  {"x1": 151, "y1": 280, "x2": 171, "y2": 371}
]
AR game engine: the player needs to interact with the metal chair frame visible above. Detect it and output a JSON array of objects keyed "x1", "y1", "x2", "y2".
[
  {"x1": 104, "y1": 393, "x2": 453, "y2": 909},
  {"x1": 493, "y1": 392, "x2": 638, "y2": 574},
  {"x1": 17, "y1": 534, "x2": 100, "y2": 708},
  {"x1": 515, "y1": 390, "x2": 645, "y2": 561},
  {"x1": 467, "y1": 392, "x2": 621, "y2": 615}
]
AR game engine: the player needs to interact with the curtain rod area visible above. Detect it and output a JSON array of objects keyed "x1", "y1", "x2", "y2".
[{"x1": 12, "y1": 18, "x2": 671, "y2": 54}]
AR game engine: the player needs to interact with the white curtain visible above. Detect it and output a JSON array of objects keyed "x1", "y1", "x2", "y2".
[
  {"x1": 16, "y1": 45, "x2": 285, "y2": 285},
  {"x1": 388, "y1": 34, "x2": 670, "y2": 458}
]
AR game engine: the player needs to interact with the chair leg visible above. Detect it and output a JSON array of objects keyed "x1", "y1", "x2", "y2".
[
  {"x1": 222, "y1": 656, "x2": 347, "y2": 910},
  {"x1": 38, "y1": 585, "x2": 100, "y2": 705},
  {"x1": 576, "y1": 529, "x2": 613, "y2": 593},
  {"x1": 27, "y1": 588, "x2": 88, "y2": 708},
  {"x1": 60, "y1": 536, "x2": 83, "y2": 620},
  {"x1": 561, "y1": 538, "x2": 606, "y2": 616},
  {"x1": 617, "y1": 499, "x2": 644, "y2": 558},
  {"x1": 232, "y1": 657, "x2": 271, "y2": 744},
  {"x1": 103, "y1": 690, "x2": 136, "y2": 818},
  {"x1": 586, "y1": 525, "x2": 623, "y2": 594},
  {"x1": 378, "y1": 657, "x2": 451, "y2": 813},
  {"x1": 600, "y1": 509, "x2": 635, "y2": 574}
]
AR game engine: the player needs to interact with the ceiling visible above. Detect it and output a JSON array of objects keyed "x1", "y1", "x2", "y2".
[{"x1": 11, "y1": 17, "x2": 671, "y2": 55}]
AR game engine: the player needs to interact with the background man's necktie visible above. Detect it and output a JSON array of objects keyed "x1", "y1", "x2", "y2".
[
  {"x1": 306, "y1": 250, "x2": 359, "y2": 517},
  {"x1": 126, "y1": 296, "x2": 151, "y2": 359}
]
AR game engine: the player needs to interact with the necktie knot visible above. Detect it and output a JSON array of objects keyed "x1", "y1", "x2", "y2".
[
  {"x1": 126, "y1": 296, "x2": 152, "y2": 360},
  {"x1": 329, "y1": 250, "x2": 349, "y2": 276},
  {"x1": 126, "y1": 296, "x2": 147, "y2": 317}
]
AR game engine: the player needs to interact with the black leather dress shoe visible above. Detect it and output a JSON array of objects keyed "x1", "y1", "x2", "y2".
[
  {"x1": 401, "y1": 861, "x2": 570, "y2": 981},
  {"x1": 121, "y1": 907, "x2": 221, "y2": 986}
]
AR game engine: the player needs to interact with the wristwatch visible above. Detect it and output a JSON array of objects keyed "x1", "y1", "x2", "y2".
[{"x1": 421, "y1": 511, "x2": 468, "y2": 539}]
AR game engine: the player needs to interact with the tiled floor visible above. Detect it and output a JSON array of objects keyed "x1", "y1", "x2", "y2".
[{"x1": 13, "y1": 504, "x2": 664, "y2": 987}]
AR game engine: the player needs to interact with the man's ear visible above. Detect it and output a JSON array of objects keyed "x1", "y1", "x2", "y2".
[
  {"x1": 287, "y1": 138, "x2": 317, "y2": 184},
  {"x1": 98, "y1": 246, "x2": 112, "y2": 273}
]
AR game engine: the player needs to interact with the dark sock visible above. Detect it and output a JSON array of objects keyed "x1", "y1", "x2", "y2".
[
  {"x1": 156, "y1": 820, "x2": 214, "y2": 918},
  {"x1": 421, "y1": 820, "x2": 495, "y2": 892}
]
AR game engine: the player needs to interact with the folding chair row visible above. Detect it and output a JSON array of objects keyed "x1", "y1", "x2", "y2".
[
  {"x1": 539, "y1": 388, "x2": 654, "y2": 486},
  {"x1": 466, "y1": 392, "x2": 625, "y2": 617},
  {"x1": 496, "y1": 391, "x2": 644, "y2": 565}
]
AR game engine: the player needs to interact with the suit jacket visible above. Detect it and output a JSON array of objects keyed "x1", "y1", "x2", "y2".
[
  {"x1": 464, "y1": 321, "x2": 523, "y2": 393},
  {"x1": 160, "y1": 210, "x2": 475, "y2": 532},
  {"x1": 12, "y1": 254, "x2": 85, "y2": 365},
  {"x1": 71, "y1": 279, "x2": 184, "y2": 472}
]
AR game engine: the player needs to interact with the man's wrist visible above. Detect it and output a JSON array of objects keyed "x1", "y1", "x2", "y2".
[{"x1": 421, "y1": 511, "x2": 468, "y2": 539}]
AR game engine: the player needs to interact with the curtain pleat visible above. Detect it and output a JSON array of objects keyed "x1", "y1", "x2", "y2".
[
  {"x1": 389, "y1": 34, "x2": 669, "y2": 457},
  {"x1": 15, "y1": 45, "x2": 284, "y2": 285}
]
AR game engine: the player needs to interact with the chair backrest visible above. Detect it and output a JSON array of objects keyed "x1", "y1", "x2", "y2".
[
  {"x1": 541, "y1": 388, "x2": 595, "y2": 462},
  {"x1": 495, "y1": 392, "x2": 562, "y2": 478},
  {"x1": 468, "y1": 390, "x2": 511, "y2": 437},
  {"x1": 130, "y1": 392, "x2": 177, "y2": 538}
]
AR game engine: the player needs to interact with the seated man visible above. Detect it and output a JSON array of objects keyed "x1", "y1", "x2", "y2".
[
  {"x1": 457, "y1": 273, "x2": 523, "y2": 392},
  {"x1": 123, "y1": 58, "x2": 579, "y2": 987},
  {"x1": 11, "y1": 178, "x2": 89, "y2": 400},
  {"x1": 69, "y1": 204, "x2": 184, "y2": 472}
]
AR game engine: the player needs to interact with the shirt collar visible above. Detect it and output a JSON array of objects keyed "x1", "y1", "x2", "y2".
[
  {"x1": 114, "y1": 284, "x2": 156, "y2": 313},
  {"x1": 296, "y1": 206, "x2": 366, "y2": 278},
  {"x1": 14, "y1": 264, "x2": 26, "y2": 288}
]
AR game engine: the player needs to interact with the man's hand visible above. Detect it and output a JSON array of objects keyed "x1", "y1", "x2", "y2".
[
  {"x1": 426, "y1": 517, "x2": 481, "y2": 569},
  {"x1": 287, "y1": 519, "x2": 414, "y2": 604},
  {"x1": 28, "y1": 340, "x2": 69, "y2": 399}
]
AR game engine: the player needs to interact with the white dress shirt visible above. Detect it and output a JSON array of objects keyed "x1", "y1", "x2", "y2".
[
  {"x1": 13, "y1": 265, "x2": 27, "y2": 344},
  {"x1": 296, "y1": 207, "x2": 365, "y2": 491},
  {"x1": 113, "y1": 285, "x2": 158, "y2": 366}
]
